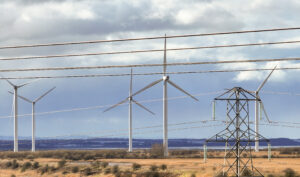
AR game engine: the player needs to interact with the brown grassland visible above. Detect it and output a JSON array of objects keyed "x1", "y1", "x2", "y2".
[{"x1": 0, "y1": 147, "x2": 299, "y2": 177}]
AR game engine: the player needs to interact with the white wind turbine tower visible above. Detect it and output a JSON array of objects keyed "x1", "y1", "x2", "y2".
[
  {"x1": 254, "y1": 66, "x2": 277, "y2": 152},
  {"x1": 103, "y1": 69, "x2": 154, "y2": 152},
  {"x1": 123, "y1": 35, "x2": 198, "y2": 157},
  {"x1": 9, "y1": 87, "x2": 56, "y2": 152},
  {"x1": 5, "y1": 79, "x2": 37, "y2": 152}
]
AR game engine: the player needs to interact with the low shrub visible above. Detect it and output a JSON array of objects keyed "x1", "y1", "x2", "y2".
[
  {"x1": 150, "y1": 165, "x2": 158, "y2": 172},
  {"x1": 82, "y1": 167, "x2": 93, "y2": 176},
  {"x1": 112, "y1": 165, "x2": 119, "y2": 174},
  {"x1": 215, "y1": 172, "x2": 228, "y2": 177},
  {"x1": 241, "y1": 168, "x2": 251, "y2": 176},
  {"x1": 5, "y1": 161, "x2": 12, "y2": 168},
  {"x1": 40, "y1": 164, "x2": 49, "y2": 175},
  {"x1": 160, "y1": 164, "x2": 167, "y2": 170},
  {"x1": 132, "y1": 163, "x2": 141, "y2": 171},
  {"x1": 104, "y1": 167, "x2": 111, "y2": 174},
  {"x1": 58, "y1": 159, "x2": 66, "y2": 169},
  {"x1": 91, "y1": 161, "x2": 100, "y2": 168},
  {"x1": 283, "y1": 168, "x2": 296, "y2": 177},
  {"x1": 32, "y1": 162, "x2": 39, "y2": 169},
  {"x1": 122, "y1": 170, "x2": 133, "y2": 177},
  {"x1": 101, "y1": 161, "x2": 109, "y2": 168},
  {"x1": 49, "y1": 166, "x2": 57, "y2": 172},
  {"x1": 21, "y1": 162, "x2": 32, "y2": 172},
  {"x1": 11, "y1": 160, "x2": 19, "y2": 169},
  {"x1": 71, "y1": 166, "x2": 79, "y2": 173}
]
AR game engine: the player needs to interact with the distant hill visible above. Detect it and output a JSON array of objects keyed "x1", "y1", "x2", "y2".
[{"x1": 0, "y1": 138, "x2": 299, "y2": 151}]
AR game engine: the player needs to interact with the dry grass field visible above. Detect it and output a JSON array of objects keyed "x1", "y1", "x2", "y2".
[{"x1": 0, "y1": 149, "x2": 299, "y2": 177}]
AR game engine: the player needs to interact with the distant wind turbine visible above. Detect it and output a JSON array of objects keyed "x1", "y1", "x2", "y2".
[
  {"x1": 8, "y1": 86, "x2": 56, "y2": 152},
  {"x1": 5, "y1": 79, "x2": 38, "y2": 152},
  {"x1": 253, "y1": 66, "x2": 277, "y2": 152},
  {"x1": 121, "y1": 35, "x2": 199, "y2": 157},
  {"x1": 103, "y1": 69, "x2": 154, "y2": 152}
]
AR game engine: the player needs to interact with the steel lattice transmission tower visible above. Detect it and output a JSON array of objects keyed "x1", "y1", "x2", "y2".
[{"x1": 206, "y1": 87, "x2": 270, "y2": 177}]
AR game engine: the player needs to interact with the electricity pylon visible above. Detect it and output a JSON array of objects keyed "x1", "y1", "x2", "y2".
[{"x1": 206, "y1": 87, "x2": 270, "y2": 177}]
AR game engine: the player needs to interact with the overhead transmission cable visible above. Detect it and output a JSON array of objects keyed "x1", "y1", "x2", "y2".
[
  {"x1": 261, "y1": 91, "x2": 300, "y2": 96},
  {"x1": 1, "y1": 66, "x2": 300, "y2": 80},
  {"x1": 1, "y1": 40, "x2": 300, "y2": 61},
  {"x1": 1, "y1": 26, "x2": 300, "y2": 50},
  {"x1": 44, "y1": 124, "x2": 225, "y2": 139},
  {"x1": 43, "y1": 122, "x2": 300, "y2": 139},
  {"x1": 0, "y1": 91, "x2": 222, "y2": 119},
  {"x1": 43, "y1": 119, "x2": 218, "y2": 139},
  {"x1": 1, "y1": 57, "x2": 300, "y2": 73}
]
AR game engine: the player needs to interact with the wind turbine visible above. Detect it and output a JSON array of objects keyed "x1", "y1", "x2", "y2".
[
  {"x1": 254, "y1": 66, "x2": 277, "y2": 152},
  {"x1": 5, "y1": 79, "x2": 38, "y2": 152},
  {"x1": 122, "y1": 35, "x2": 198, "y2": 157},
  {"x1": 9, "y1": 87, "x2": 56, "y2": 152},
  {"x1": 103, "y1": 69, "x2": 154, "y2": 152}
]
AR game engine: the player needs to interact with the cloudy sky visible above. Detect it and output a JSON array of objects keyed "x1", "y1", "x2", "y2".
[{"x1": 0, "y1": 0, "x2": 300, "y2": 140}]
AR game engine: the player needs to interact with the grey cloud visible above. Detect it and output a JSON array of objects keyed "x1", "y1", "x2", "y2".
[{"x1": 0, "y1": 0, "x2": 244, "y2": 42}]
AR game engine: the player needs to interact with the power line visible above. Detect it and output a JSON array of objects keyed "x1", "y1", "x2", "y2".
[
  {"x1": 269, "y1": 121, "x2": 300, "y2": 125},
  {"x1": 1, "y1": 27, "x2": 300, "y2": 50},
  {"x1": 42, "y1": 119, "x2": 217, "y2": 139},
  {"x1": 44, "y1": 122, "x2": 300, "y2": 139},
  {"x1": 98, "y1": 124, "x2": 224, "y2": 138},
  {"x1": 0, "y1": 91, "x2": 222, "y2": 119},
  {"x1": 44, "y1": 124, "x2": 224, "y2": 139},
  {"x1": 25, "y1": 123, "x2": 300, "y2": 140},
  {"x1": 1, "y1": 57, "x2": 300, "y2": 73},
  {"x1": 1, "y1": 66, "x2": 300, "y2": 80},
  {"x1": 211, "y1": 119, "x2": 300, "y2": 127},
  {"x1": 1, "y1": 40, "x2": 300, "y2": 61},
  {"x1": 260, "y1": 123, "x2": 300, "y2": 129},
  {"x1": 261, "y1": 91, "x2": 300, "y2": 96}
]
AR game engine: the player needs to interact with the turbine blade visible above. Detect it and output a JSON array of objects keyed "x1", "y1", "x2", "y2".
[
  {"x1": 104, "y1": 78, "x2": 162, "y2": 113},
  {"x1": 5, "y1": 79, "x2": 16, "y2": 87},
  {"x1": 132, "y1": 99, "x2": 155, "y2": 115},
  {"x1": 260, "y1": 101, "x2": 271, "y2": 123},
  {"x1": 8, "y1": 91, "x2": 32, "y2": 103},
  {"x1": 18, "y1": 79, "x2": 40, "y2": 88},
  {"x1": 257, "y1": 65, "x2": 277, "y2": 92},
  {"x1": 131, "y1": 78, "x2": 163, "y2": 97},
  {"x1": 34, "y1": 86, "x2": 56, "y2": 103},
  {"x1": 103, "y1": 98, "x2": 129, "y2": 113},
  {"x1": 167, "y1": 80, "x2": 199, "y2": 101}
]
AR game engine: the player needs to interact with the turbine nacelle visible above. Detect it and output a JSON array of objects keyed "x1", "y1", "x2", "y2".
[{"x1": 163, "y1": 76, "x2": 169, "y2": 81}]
